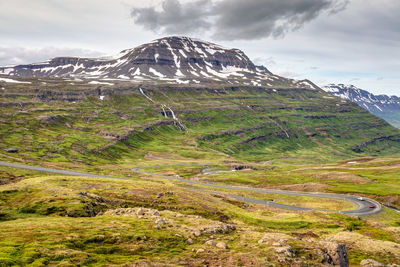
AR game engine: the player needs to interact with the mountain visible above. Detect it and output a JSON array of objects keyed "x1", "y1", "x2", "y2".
[
  {"x1": 1, "y1": 37, "x2": 399, "y2": 162},
  {"x1": 0, "y1": 36, "x2": 316, "y2": 89},
  {"x1": 322, "y1": 84, "x2": 400, "y2": 128}
]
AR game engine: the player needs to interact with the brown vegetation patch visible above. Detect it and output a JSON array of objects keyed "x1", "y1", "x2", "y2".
[
  {"x1": 275, "y1": 182, "x2": 331, "y2": 192},
  {"x1": 311, "y1": 172, "x2": 370, "y2": 184}
]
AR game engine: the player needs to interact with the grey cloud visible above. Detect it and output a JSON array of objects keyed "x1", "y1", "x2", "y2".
[
  {"x1": 0, "y1": 47, "x2": 103, "y2": 66},
  {"x1": 131, "y1": 0, "x2": 213, "y2": 34},
  {"x1": 130, "y1": 0, "x2": 349, "y2": 40}
]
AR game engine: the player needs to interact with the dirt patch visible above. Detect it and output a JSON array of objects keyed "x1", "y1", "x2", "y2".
[{"x1": 312, "y1": 172, "x2": 370, "y2": 184}]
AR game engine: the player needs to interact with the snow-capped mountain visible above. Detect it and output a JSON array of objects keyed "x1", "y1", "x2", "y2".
[
  {"x1": 323, "y1": 84, "x2": 400, "y2": 128},
  {"x1": 0, "y1": 36, "x2": 316, "y2": 88}
]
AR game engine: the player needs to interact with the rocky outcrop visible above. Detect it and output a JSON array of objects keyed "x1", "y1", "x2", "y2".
[
  {"x1": 102, "y1": 207, "x2": 236, "y2": 237},
  {"x1": 320, "y1": 241, "x2": 349, "y2": 267}
]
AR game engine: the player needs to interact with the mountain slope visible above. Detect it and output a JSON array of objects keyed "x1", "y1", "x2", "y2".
[
  {"x1": 0, "y1": 37, "x2": 315, "y2": 88},
  {"x1": 323, "y1": 84, "x2": 400, "y2": 128},
  {"x1": 0, "y1": 80, "x2": 399, "y2": 164}
]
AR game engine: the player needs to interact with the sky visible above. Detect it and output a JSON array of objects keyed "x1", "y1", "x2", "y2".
[{"x1": 0, "y1": 0, "x2": 399, "y2": 96}]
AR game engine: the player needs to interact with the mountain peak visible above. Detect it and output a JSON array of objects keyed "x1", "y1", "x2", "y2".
[
  {"x1": 322, "y1": 84, "x2": 400, "y2": 128},
  {"x1": 0, "y1": 37, "x2": 316, "y2": 89}
]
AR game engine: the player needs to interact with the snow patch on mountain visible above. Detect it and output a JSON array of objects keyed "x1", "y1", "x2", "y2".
[
  {"x1": 322, "y1": 84, "x2": 400, "y2": 128},
  {"x1": 0, "y1": 36, "x2": 317, "y2": 90},
  {"x1": 0, "y1": 77, "x2": 31, "y2": 84}
]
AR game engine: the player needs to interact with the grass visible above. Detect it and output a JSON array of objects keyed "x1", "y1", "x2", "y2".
[
  {"x1": 1, "y1": 83, "x2": 399, "y2": 167},
  {"x1": 0, "y1": 170, "x2": 399, "y2": 265}
]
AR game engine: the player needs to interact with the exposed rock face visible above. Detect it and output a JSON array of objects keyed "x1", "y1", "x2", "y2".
[
  {"x1": 320, "y1": 241, "x2": 349, "y2": 267},
  {"x1": 0, "y1": 36, "x2": 317, "y2": 89},
  {"x1": 322, "y1": 84, "x2": 400, "y2": 128}
]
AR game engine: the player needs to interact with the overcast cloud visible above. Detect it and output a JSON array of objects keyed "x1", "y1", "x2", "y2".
[
  {"x1": 0, "y1": 47, "x2": 103, "y2": 66},
  {"x1": 0, "y1": 0, "x2": 398, "y2": 96},
  {"x1": 131, "y1": 0, "x2": 349, "y2": 40}
]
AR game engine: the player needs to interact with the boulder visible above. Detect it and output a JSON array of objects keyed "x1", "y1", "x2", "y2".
[
  {"x1": 360, "y1": 259, "x2": 384, "y2": 267},
  {"x1": 216, "y1": 242, "x2": 228, "y2": 249},
  {"x1": 196, "y1": 248, "x2": 205, "y2": 254},
  {"x1": 193, "y1": 230, "x2": 201, "y2": 237},
  {"x1": 155, "y1": 218, "x2": 166, "y2": 226},
  {"x1": 205, "y1": 240, "x2": 216, "y2": 246},
  {"x1": 136, "y1": 207, "x2": 145, "y2": 217},
  {"x1": 320, "y1": 241, "x2": 349, "y2": 267},
  {"x1": 274, "y1": 246, "x2": 294, "y2": 258}
]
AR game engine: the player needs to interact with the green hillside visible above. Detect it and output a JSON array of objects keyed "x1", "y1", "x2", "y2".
[{"x1": 0, "y1": 80, "x2": 399, "y2": 166}]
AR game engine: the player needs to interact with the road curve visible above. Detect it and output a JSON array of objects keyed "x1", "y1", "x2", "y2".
[{"x1": 0, "y1": 161, "x2": 382, "y2": 215}]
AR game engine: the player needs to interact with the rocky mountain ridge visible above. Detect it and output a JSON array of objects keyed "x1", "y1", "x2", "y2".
[
  {"x1": 322, "y1": 84, "x2": 400, "y2": 128},
  {"x1": 0, "y1": 36, "x2": 316, "y2": 89}
]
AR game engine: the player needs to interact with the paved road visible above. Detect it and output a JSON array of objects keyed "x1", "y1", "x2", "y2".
[
  {"x1": 0, "y1": 161, "x2": 127, "y2": 180},
  {"x1": 0, "y1": 161, "x2": 382, "y2": 215}
]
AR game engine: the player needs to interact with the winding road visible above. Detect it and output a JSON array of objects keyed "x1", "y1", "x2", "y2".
[{"x1": 0, "y1": 161, "x2": 382, "y2": 216}]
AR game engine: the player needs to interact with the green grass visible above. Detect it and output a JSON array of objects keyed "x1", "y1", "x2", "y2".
[{"x1": 1, "y1": 83, "x2": 399, "y2": 167}]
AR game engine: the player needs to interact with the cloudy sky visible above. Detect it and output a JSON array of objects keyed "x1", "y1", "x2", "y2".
[{"x1": 0, "y1": 0, "x2": 399, "y2": 95}]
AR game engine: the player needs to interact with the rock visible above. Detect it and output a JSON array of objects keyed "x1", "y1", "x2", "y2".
[
  {"x1": 258, "y1": 233, "x2": 292, "y2": 245},
  {"x1": 360, "y1": 259, "x2": 384, "y2": 267},
  {"x1": 205, "y1": 240, "x2": 216, "y2": 246},
  {"x1": 4, "y1": 148, "x2": 18, "y2": 153},
  {"x1": 151, "y1": 210, "x2": 160, "y2": 217},
  {"x1": 187, "y1": 238, "x2": 194, "y2": 244},
  {"x1": 193, "y1": 230, "x2": 201, "y2": 237},
  {"x1": 274, "y1": 246, "x2": 294, "y2": 258},
  {"x1": 136, "y1": 207, "x2": 145, "y2": 217},
  {"x1": 320, "y1": 241, "x2": 349, "y2": 267},
  {"x1": 292, "y1": 231, "x2": 319, "y2": 240},
  {"x1": 155, "y1": 218, "x2": 166, "y2": 225},
  {"x1": 216, "y1": 242, "x2": 228, "y2": 249},
  {"x1": 196, "y1": 248, "x2": 205, "y2": 254}
]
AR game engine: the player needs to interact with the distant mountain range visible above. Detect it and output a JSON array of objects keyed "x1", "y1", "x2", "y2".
[
  {"x1": 0, "y1": 36, "x2": 316, "y2": 89},
  {"x1": 322, "y1": 84, "x2": 400, "y2": 128}
]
